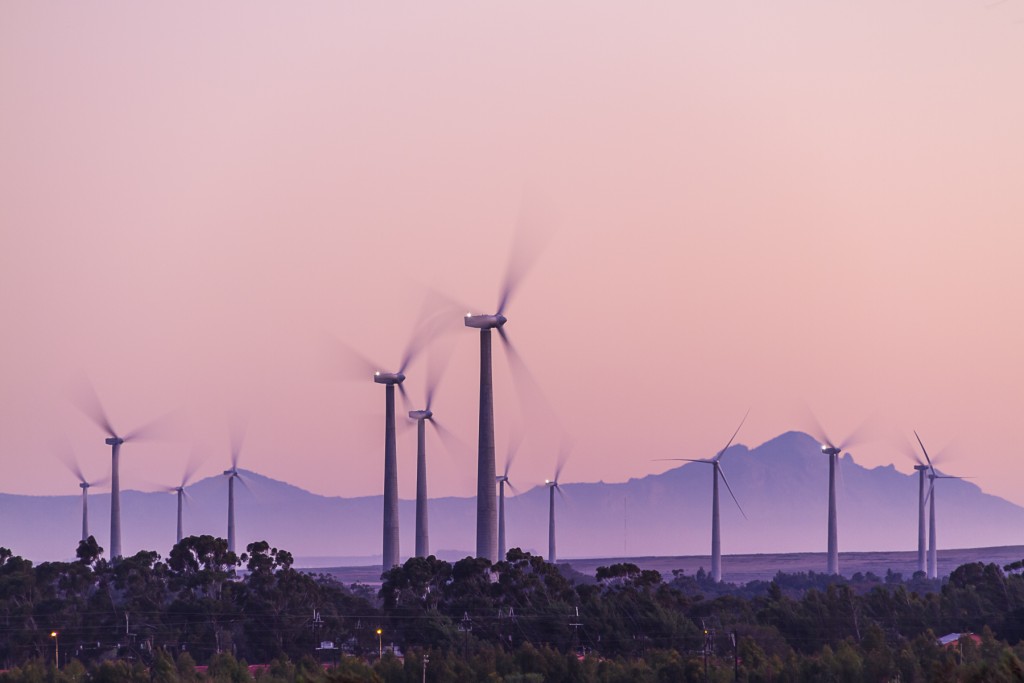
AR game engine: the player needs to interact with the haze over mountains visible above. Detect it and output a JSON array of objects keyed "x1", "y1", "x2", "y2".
[{"x1": 2, "y1": 431, "x2": 1021, "y2": 567}]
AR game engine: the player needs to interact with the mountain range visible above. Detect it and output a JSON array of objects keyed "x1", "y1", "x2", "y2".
[{"x1": 2, "y1": 431, "x2": 1021, "y2": 567}]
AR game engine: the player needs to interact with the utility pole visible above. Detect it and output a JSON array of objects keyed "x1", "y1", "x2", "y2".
[
  {"x1": 569, "y1": 606, "x2": 583, "y2": 656},
  {"x1": 702, "y1": 619, "x2": 711, "y2": 683},
  {"x1": 731, "y1": 630, "x2": 739, "y2": 682},
  {"x1": 458, "y1": 612, "x2": 473, "y2": 660},
  {"x1": 422, "y1": 653, "x2": 429, "y2": 683}
]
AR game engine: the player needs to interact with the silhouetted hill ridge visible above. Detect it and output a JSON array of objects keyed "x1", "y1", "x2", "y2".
[{"x1": 0, "y1": 431, "x2": 1019, "y2": 566}]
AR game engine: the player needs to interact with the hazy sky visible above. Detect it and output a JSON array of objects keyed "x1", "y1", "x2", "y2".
[{"x1": 2, "y1": 2, "x2": 1023, "y2": 514}]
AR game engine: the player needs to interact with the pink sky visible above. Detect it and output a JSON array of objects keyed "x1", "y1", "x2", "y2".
[{"x1": 1, "y1": 2, "x2": 1023, "y2": 515}]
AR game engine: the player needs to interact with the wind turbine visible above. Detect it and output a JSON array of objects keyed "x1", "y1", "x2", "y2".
[
  {"x1": 464, "y1": 201, "x2": 552, "y2": 562},
  {"x1": 330, "y1": 314, "x2": 442, "y2": 570},
  {"x1": 657, "y1": 412, "x2": 748, "y2": 582},
  {"x1": 545, "y1": 476, "x2": 564, "y2": 564},
  {"x1": 496, "y1": 435, "x2": 523, "y2": 562},
  {"x1": 805, "y1": 416, "x2": 871, "y2": 576},
  {"x1": 914, "y1": 431, "x2": 968, "y2": 579},
  {"x1": 223, "y1": 425, "x2": 250, "y2": 556},
  {"x1": 545, "y1": 444, "x2": 571, "y2": 564},
  {"x1": 914, "y1": 462, "x2": 929, "y2": 576},
  {"x1": 58, "y1": 453, "x2": 108, "y2": 543},
  {"x1": 72, "y1": 382, "x2": 173, "y2": 559},
  {"x1": 164, "y1": 459, "x2": 202, "y2": 545},
  {"x1": 406, "y1": 331, "x2": 461, "y2": 559}
]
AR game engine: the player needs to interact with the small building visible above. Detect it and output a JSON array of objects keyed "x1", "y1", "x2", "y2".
[{"x1": 937, "y1": 632, "x2": 982, "y2": 648}]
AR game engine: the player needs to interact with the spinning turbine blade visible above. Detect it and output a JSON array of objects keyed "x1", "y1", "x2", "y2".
[
  {"x1": 70, "y1": 376, "x2": 117, "y2": 437},
  {"x1": 504, "y1": 431, "x2": 524, "y2": 477},
  {"x1": 914, "y1": 430, "x2": 935, "y2": 471},
  {"x1": 717, "y1": 465, "x2": 747, "y2": 520},
  {"x1": 123, "y1": 409, "x2": 182, "y2": 442},
  {"x1": 715, "y1": 409, "x2": 750, "y2": 460},
  {"x1": 802, "y1": 407, "x2": 834, "y2": 448},
  {"x1": 230, "y1": 419, "x2": 248, "y2": 468},
  {"x1": 321, "y1": 334, "x2": 381, "y2": 381},
  {"x1": 53, "y1": 441, "x2": 86, "y2": 484},
  {"x1": 497, "y1": 191, "x2": 555, "y2": 315},
  {"x1": 554, "y1": 439, "x2": 573, "y2": 483}
]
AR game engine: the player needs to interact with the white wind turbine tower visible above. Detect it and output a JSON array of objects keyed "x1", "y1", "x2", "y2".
[
  {"x1": 164, "y1": 458, "x2": 202, "y2": 545},
  {"x1": 806, "y1": 415, "x2": 872, "y2": 576},
  {"x1": 658, "y1": 411, "x2": 749, "y2": 582},
  {"x1": 463, "y1": 197, "x2": 553, "y2": 563},
  {"x1": 544, "y1": 443, "x2": 571, "y2": 564},
  {"x1": 900, "y1": 436, "x2": 931, "y2": 576},
  {"x1": 329, "y1": 303, "x2": 449, "y2": 570},
  {"x1": 407, "y1": 328, "x2": 461, "y2": 559},
  {"x1": 72, "y1": 381, "x2": 175, "y2": 559},
  {"x1": 224, "y1": 423, "x2": 251, "y2": 555},
  {"x1": 57, "y1": 446, "x2": 109, "y2": 543},
  {"x1": 914, "y1": 431, "x2": 969, "y2": 580},
  {"x1": 496, "y1": 435, "x2": 523, "y2": 562}
]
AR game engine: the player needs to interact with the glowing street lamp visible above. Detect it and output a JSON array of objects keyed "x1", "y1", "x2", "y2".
[
  {"x1": 50, "y1": 631, "x2": 59, "y2": 668},
  {"x1": 376, "y1": 628, "x2": 383, "y2": 659}
]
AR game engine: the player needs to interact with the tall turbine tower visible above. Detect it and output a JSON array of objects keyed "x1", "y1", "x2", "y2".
[
  {"x1": 496, "y1": 436, "x2": 522, "y2": 562},
  {"x1": 408, "y1": 407, "x2": 432, "y2": 558},
  {"x1": 224, "y1": 466, "x2": 240, "y2": 554},
  {"x1": 914, "y1": 463, "x2": 929, "y2": 575},
  {"x1": 544, "y1": 446, "x2": 570, "y2": 564},
  {"x1": 165, "y1": 460, "x2": 201, "y2": 545},
  {"x1": 375, "y1": 370, "x2": 405, "y2": 569},
  {"x1": 407, "y1": 334, "x2": 460, "y2": 559},
  {"x1": 173, "y1": 484, "x2": 187, "y2": 544},
  {"x1": 57, "y1": 448, "x2": 108, "y2": 543},
  {"x1": 545, "y1": 477, "x2": 561, "y2": 563},
  {"x1": 72, "y1": 382, "x2": 172, "y2": 559},
  {"x1": 914, "y1": 431, "x2": 967, "y2": 579},
  {"x1": 224, "y1": 425, "x2": 250, "y2": 555},
  {"x1": 332, "y1": 322, "x2": 439, "y2": 572},
  {"x1": 806, "y1": 417, "x2": 869, "y2": 576},
  {"x1": 658, "y1": 412, "x2": 748, "y2": 582},
  {"x1": 464, "y1": 205, "x2": 552, "y2": 562}
]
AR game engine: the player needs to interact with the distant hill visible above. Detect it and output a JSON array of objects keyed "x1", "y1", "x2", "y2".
[{"x1": 2, "y1": 431, "x2": 1022, "y2": 569}]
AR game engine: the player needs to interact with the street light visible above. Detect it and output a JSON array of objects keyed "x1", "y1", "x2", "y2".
[
  {"x1": 376, "y1": 628, "x2": 383, "y2": 660},
  {"x1": 50, "y1": 631, "x2": 59, "y2": 669}
]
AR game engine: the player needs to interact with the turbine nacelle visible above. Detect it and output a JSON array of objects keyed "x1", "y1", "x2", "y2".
[
  {"x1": 545, "y1": 479, "x2": 558, "y2": 488},
  {"x1": 821, "y1": 445, "x2": 841, "y2": 456},
  {"x1": 373, "y1": 371, "x2": 405, "y2": 385},
  {"x1": 464, "y1": 313, "x2": 507, "y2": 330},
  {"x1": 105, "y1": 437, "x2": 124, "y2": 446},
  {"x1": 914, "y1": 464, "x2": 930, "y2": 472},
  {"x1": 224, "y1": 468, "x2": 238, "y2": 478},
  {"x1": 80, "y1": 482, "x2": 90, "y2": 490},
  {"x1": 496, "y1": 475, "x2": 509, "y2": 483},
  {"x1": 409, "y1": 409, "x2": 433, "y2": 420}
]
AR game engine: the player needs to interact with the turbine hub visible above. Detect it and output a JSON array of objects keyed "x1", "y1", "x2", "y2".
[
  {"x1": 408, "y1": 409, "x2": 433, "y2": 420},
  {"x1": 464, "y1": 314, "x2": 507, "y2": 330},
  {"x1": 105, "y1": 437, "x2": 124, "y2": 446},
  {"x1": 821, "y1": 446, "x2": 841, "y2": 456},
  {"x1": 373, "y1": 371, "x2": 405, "y2": 385},
  {"x1": 224, "y1": 469, "x2": 237, "y2": 477},
  {"x1": 496, "y1": 475, "x2": 508, "y2": 483},
  {"x1": 80, "y1": 482, "x2": 89, "y2": 490}
]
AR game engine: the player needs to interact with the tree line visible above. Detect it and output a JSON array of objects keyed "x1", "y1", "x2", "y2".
[{"x1": 3, "y1": 536, "x2": 1024, "y2": 681}]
